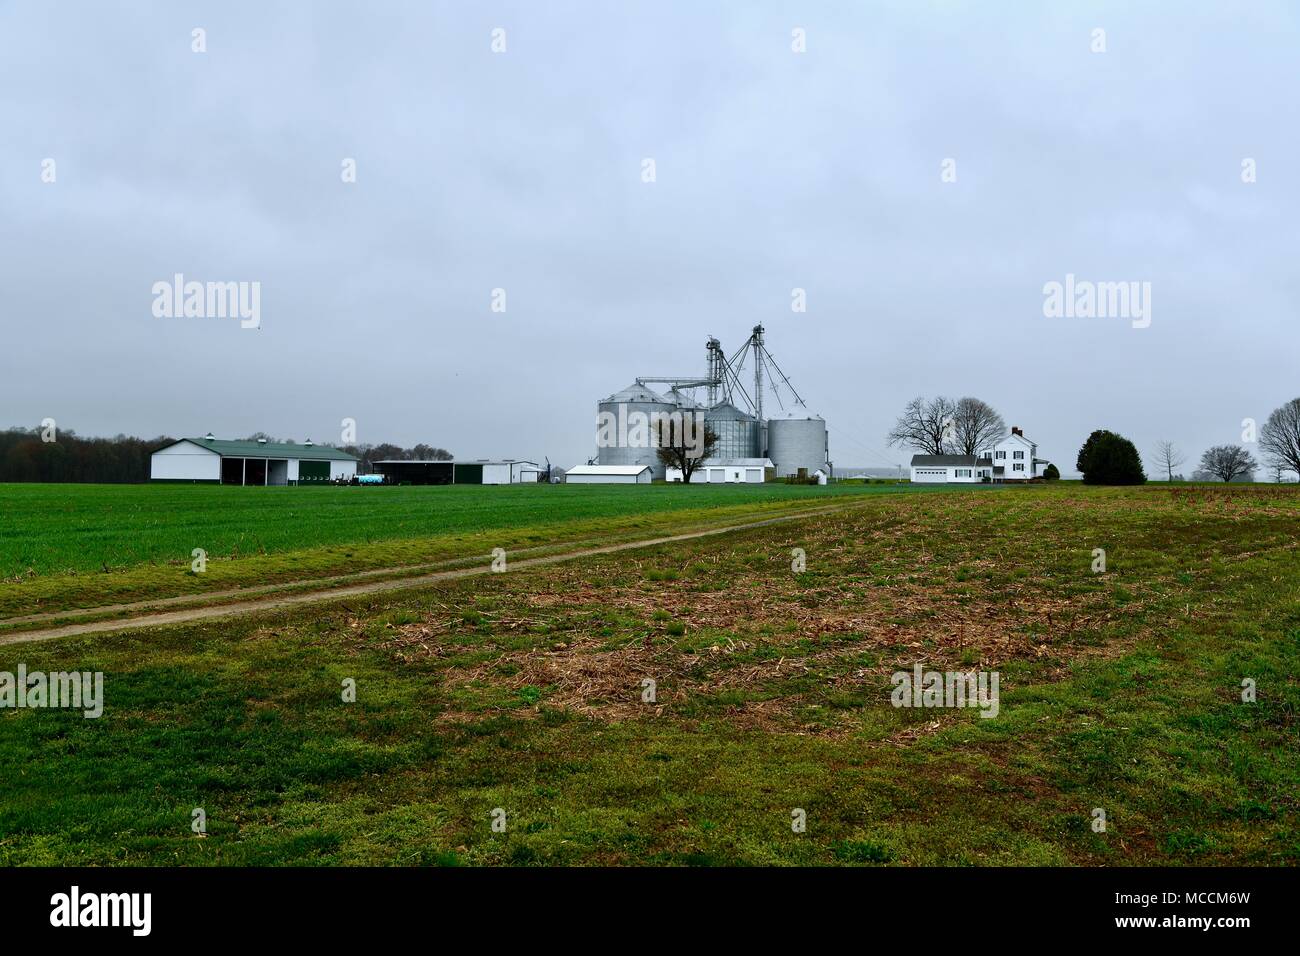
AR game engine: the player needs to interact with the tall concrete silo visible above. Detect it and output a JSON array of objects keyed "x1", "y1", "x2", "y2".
[
  {"x1": 596, "y1": 383, "x2": 676, "y2": 479},
  {"x1": 767, "y1": 414, "x2": 829, "y2": 477}
]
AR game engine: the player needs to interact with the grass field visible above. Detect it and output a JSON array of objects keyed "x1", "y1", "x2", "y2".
[
  {"x1": 0, "y1": 482, "x2": 1297, "y2": 865},
  {"x1": 0, "y1": 481, "x2": 906, "y2": 579},
  {"x1": 0, "y1": 482, "x2": 935, "y2": 619}
]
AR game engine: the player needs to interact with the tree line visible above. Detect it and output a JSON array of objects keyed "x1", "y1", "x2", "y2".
[
  {"x1": 0, "y1": 427, "x2": 454, "y2": 483},
  {"x1": 0, "y1": 427, "x2": 166, "y2": 483}
]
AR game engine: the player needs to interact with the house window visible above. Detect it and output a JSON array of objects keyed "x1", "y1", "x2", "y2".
[
  {"x1": 1013, "y1": 463, "x2": 1025, "y2": 471},
  {"x1": 954, "y1": 468, "x2": 971, "y2": 477},
  {"x1": 1013, "y1": 451, "x2": 1024, "y2": 460},
  {"x1": 995, "y1": 451, "x2": 1006, "y2": 459}
]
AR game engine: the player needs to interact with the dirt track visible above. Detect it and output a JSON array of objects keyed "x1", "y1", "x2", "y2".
[{"x1": 0, "y1": 501, "x2": 862, "y2": 647}]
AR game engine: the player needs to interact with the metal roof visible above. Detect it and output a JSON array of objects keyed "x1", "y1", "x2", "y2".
[
  {"x1": 373, "y1": 460, "x2": 453, "y2": 465},
  {"x1": 705, "y1": 402, "x2": 758, "y2": 421},
  {"x1": 176, "y1": 438, "x2": 358, "y2": 461},
  {"x1": 601, "y1": 383, "x2": 669, "y2": 404},
  {"x1": 665, "y1": 389, "x2": 702, "y2": 408},
  {"x1": 910, "y1": 454, "x2": 983, "y2": 467},
  {"x1": 566, "y1": 464, "x2": 652, "y2": 475},
  {"x1": 373, "y1": 459, "x2": 537, "y2": 466},
  {"x1": 697, "y1": 457, "x2": 773, "y2": 467}
]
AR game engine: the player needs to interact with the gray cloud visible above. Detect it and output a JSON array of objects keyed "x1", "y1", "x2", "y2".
[{"x1": 2, "y1": 1, "x2": 1296, "y2": 473}]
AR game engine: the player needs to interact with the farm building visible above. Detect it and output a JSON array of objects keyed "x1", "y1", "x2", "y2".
[
  {"x1": 565, "y1": 464, "x2": 652, "y2": 484},
  {"x1": 372, "y1": 459, "x2": 540, "y2": 485},
  {"x1": 150, "y1": 436, "x2": 358, "y2": 485},
  {"x1": 909, "y1": 454, "x2": 994, "y2": 484},
  {"x1": 665, "y1": 457, "x2": 773, "y2": 483},
  {"x1": 909, "y1": 427, "x2": 1053, "y2": 484}
]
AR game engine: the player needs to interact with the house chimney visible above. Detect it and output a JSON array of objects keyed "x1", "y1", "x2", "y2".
[{"x1": 1012, "y1": 426, "x2": 1023, "y2": 437}]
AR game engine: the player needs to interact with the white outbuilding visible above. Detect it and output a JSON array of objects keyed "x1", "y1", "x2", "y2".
[
  {"x1": 479, "y1": 460, "x2": 543, "y2": 484},
  {"x1": 151, "y1": 435, "x2": 359, "y2": 485},
  {"x1": 564, "y1": 464, "x2": 653, "y2": 484},
  {"x1": 666, "y1": 457, "x2": 773, "y2": 483},
  {"x1": 909, "y1": 454, "x2": 993, "y2": 484}
]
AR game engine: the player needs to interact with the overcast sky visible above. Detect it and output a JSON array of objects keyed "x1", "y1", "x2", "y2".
[{"x1": 2, "y1": 1, "x2": 1296, "y2": 474}]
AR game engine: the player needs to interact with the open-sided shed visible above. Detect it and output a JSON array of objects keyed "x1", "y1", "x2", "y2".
[{"x1": 150, "y1": 437, "x2": 358, "y2": 485}]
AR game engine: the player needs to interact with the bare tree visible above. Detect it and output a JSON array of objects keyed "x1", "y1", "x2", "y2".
[
  {"x1": 949, "y1": 397, "x2": 1007, "y2": 456},
  {"x1": 1260, "y1": 397, "x2": 1300, "y2": 480},
  {"x1": 654, "y1": 417, "x2": 717, "y2": 484},
  {"x1": 1151, "y1": 440, "x2": 1186, "y2": 482},
  {"x1": 887, "y1": 396, "x2": 957, "y2": 456},
  {"x1": 1199, "y1": 445, "x2": 1258, "y2": 483}
]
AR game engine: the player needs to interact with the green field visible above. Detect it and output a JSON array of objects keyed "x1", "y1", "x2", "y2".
[
  {"x1": 0, "y1": 481, "x2": 912, "y2": 580},
  {"x1": 0, "y1": 481, "x2": 943, "y2": 621},
  {"x1": 1, "y1": 482, "x2": 1297, "y2": 865}
]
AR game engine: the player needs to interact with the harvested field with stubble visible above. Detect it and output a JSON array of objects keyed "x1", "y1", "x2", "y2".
[{"x1": 1, "y1": 483, "x2": 1297, "y2": 866}]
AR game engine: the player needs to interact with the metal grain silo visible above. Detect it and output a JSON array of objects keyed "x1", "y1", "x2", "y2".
[
  {"x1": 767, "y1": 414, "x2": 828, "y2": 477},
  {"x1": 705, "y1": 402, "x2": 761, "y2": 460},
  {"x1": 596, "y1": 383, "x2": 676, "y2": 479}
]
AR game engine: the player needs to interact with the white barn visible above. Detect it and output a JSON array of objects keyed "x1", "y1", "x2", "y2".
[
  {"x1": 564, "y1": 464, "x2": 652, "y2": 484},
  {"x1": 151, "y1": 435, "x2": 359, "y2": 485}
]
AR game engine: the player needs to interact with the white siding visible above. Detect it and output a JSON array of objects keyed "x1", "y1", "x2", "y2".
[
  {"x1": 911, "y1": 466, "x2": 950, "y2": 484},
  {"x1": 987, "y1": 434, "x2": 1037, "y2": 480},
  {"x1": 150, "y1": 441, "x2": 220, "y2": 481},
  {"x1": 329, "y1": 460, "x2": 356, "y2": 481},
  {"x1": 910, "y1": 465, "x2": 985, "y2": 484},
  {"x1": 481, "y1": 463, "x2": 513, "y2": 485},
  {"x1": 567, "y1": 473, "x2": 640, "y2": 484}
]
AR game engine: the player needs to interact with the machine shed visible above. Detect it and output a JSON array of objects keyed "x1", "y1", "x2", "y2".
[{"x1": 150, "y1": 436, "x2": 358, "y2": 485}]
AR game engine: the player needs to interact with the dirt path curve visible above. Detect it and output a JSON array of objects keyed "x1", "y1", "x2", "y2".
[{"x1": 0, "y1": 500, "x2": 865, "y2": 647}]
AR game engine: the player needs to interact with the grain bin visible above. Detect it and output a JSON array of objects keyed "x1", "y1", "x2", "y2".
[
  {"x1": 705, "y1": 402, "x2": 762, "y2": 460},
  {"x1": 596, "y1": 383, "x2": 677, "y2": 479},
  {"x1": 767, "y1": 414, "x2": 828, "y2": 477}
]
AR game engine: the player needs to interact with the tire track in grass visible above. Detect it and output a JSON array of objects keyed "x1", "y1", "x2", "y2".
[{"x1": 0, "y1": 500, "x2": 873, "y2": 647}]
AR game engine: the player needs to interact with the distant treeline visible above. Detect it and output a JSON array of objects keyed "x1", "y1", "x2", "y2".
[
  {"x1": 0, "y1": 427, "x2": 169, "y2": 483},
  {"x1": 0, "y1": 427, "x2": 454, "y2": 483},
  {"x1": 339, "y1": 443, "x2": 453, "y2": 473}
]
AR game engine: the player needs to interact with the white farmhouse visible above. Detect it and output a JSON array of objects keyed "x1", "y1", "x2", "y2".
[
  {"x1": 988, "y1": 427, "x2": 1052, "y2": 481},
  {"x1": 909, "y1": 426, "x2": 1052, "y2": 484}
]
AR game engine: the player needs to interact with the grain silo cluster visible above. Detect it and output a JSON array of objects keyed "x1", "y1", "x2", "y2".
[{"x1": 592, "y1": 326, "x2": 830, "y2": 482}]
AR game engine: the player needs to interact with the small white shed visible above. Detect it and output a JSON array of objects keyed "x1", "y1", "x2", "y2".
[
  {"x1": 565, "y1": 464, "x2": 653, "y2": 484},
  {"x1": 479, "y1": 460, "x2": 542, "y2": 485}
]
